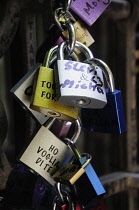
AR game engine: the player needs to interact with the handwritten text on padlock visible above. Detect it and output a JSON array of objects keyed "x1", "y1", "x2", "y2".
[
  {"x1": 59, "y1": 60, "x2": 104, "y2": 95},
  {"x1": 70, "y1": 0, "x2": 111, "y2": 26}
]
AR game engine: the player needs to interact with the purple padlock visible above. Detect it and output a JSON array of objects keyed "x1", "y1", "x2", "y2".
[{"x1": 70, "y1": 0, "x2": 111, "y2": 26}]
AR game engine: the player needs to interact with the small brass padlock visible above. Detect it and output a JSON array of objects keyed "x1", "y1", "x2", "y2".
[
  {"x1": 52, "y1": 139, "x2": 106, "y2": 208},
  {"x1": 30, "y1": 45, "x2": 79, "y2": 122},
  {"x1": 55, "y1": 41, "x2": 107, "y2": 108}
]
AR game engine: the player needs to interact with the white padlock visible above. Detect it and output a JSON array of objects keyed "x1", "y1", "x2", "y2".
[{"x1": 55, "y1": 41, "x2": 107, "y2": 108}]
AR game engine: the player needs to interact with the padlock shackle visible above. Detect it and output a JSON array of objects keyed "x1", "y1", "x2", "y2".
[
  {"x1": 44, "y1": 117, "x2": 81, "y2": 143},
  {"x1": 43, "y1": 45, "x2": 58, "y2": 68},
  {"x1": 58, "y1": 40, "x2": 93, "y2": 60},
  {"x1": 71, "y1": 118, "x2": 81, "y2": 143},
  {"x1": 76, "y1": 41, "x2": 93, "y2": 59},
  {"x1": 64, "y1": 138, "x2": 81, "y2": 159},
  {"x1": 85, "y1": 58, "x2": 115, "y2": 93},
  {"x1": 64, "y1": 138, "x2": 92, "y2": 168},
  {"x1": 44, "y1": 45, "x2": 79, "y2": 69}
]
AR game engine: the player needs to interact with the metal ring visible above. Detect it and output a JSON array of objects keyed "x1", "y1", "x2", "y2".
[
  {"x1": 85, "y1": 58, "x2": 115, "y2": 92},
  {"x1": 54, "y1": 8, "x2": 76, "y2": 54},
  {"x1": 58, "y1": 40, "x2": 93, "y2": 60},
  {"x1": 54, "y1": 183, "x2": 76, "y2": 210},
  {"x1": 54, "y1": 8, "x2": 76, "y2": 31},
  {"x1": 63, "y1": 0, "x2": 73, "y2": 13},
  {"x1": 65, "y1": 20, "x2": 76, "y2": 54},
  {"x1": 76, "y1": 40, "x2": 94, "y2": 59},
  {"x1": 52, "y1": 195, "x2": 61, "y2": 210},
  {"x1": 55, "y1": 182, "x2": 65, "y2": 203}
]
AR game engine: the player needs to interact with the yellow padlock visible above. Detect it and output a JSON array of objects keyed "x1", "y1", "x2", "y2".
[{"x1": 30, "y1": 46, "x2": 79, "y2": 122}]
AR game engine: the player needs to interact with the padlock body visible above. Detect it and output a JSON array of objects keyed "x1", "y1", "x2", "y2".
[
  {"x1": 70, "y1": 0, "x2": 111, "y2": 26},
  {"x1": 56, "y1": 60, "x2": 107, "y2": 108},
  {"x1": 81, "y1": 90, "x2": 126, "y2": 133},
  {"x1": 10, "y1": 64, "x2": 48, "y2": 125},
  {"x1": 73, "y1": 157, "x2": 106, "y2": 209},
  {"x1": 52, "y1": 163, "x2": 84, "y2": 185},
  {"x1": 19, "y1": 127, "x2": 75, "y2": 185},
  {"x1": 52, "y1": 156, "x2": 105, "y2": 208},
  {"x1": 30, "y1": 66, "x2": 78, "y2": 122}
]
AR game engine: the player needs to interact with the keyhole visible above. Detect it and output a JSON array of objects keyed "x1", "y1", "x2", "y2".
[{"x1": 47, "y1": 111, "x2": 61, "y2": 117}]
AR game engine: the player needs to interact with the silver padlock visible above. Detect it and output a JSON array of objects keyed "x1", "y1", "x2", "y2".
[
  {"x1": 18, "y1": 117, "x2": 81, "y2": 186},
  {"x1": 55, "y1": 41, "x2": 107, "y2": 108}
]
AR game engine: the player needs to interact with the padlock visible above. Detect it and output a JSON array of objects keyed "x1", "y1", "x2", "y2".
[
  {"x1": 52, "y1": 139, "x2": 106, "y2": 209},
  {"x1": 10, "y1": 63, "x2": 49, "y2": 125},
  {"x1": 55, "y1": 40, "x2": 107, "y2": 108},
  {"x1": 18, "y1": 117, "x2": 81, "y2": 186},
  {"x1": 81, "y1": 58, "x2": 126, "y2": 133},
  {"x1": 70, "y1": 0, "x2": 112, "y2": 26},
  {"x1": 30, "y1": 45, "x2": 79, "y2": 122},
  {"x1": 32, "y1": 118, "x2": 73, "y2": 210}
]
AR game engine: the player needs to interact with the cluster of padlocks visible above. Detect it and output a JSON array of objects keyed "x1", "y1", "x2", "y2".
[{"x1": 4, "y1": 0, "x2": 126, "y2": 209}]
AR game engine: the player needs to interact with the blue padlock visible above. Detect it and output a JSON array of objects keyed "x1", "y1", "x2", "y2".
[
  {"x1": 52, "y1": 139, "x2": 106, "y2": 209},
  {"x1": 81, "y1": 58, "x2": 126, "y2": 133}
]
